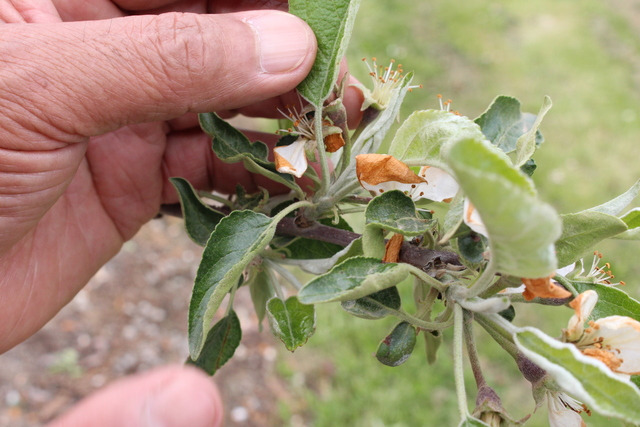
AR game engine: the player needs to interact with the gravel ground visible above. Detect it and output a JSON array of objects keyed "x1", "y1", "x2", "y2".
[{"x1": 0, "y1": 217, "x2": 299, "y2": 426}]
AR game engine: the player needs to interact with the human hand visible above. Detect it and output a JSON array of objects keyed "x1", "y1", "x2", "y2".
[{"x1": 0, "y1": 0, "x2": 322, "y2": 351}]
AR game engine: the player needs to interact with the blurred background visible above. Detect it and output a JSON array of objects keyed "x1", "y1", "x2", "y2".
[{"x1": 2, "y1": 0, "x2": 640, "y2": 425}]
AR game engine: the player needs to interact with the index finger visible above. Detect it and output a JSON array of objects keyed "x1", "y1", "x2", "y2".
[
  {"x1": 52, "y1": 0, "x2": 124, "y2": 21},
  {"x1": 51, "y1": 0, "x2": 288, "y2": 21}
]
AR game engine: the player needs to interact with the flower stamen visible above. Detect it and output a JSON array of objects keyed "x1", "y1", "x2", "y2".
[
  {"x1": 436, "y1": 94, "x2": 461, "y2": 116},
  {"x1": 278, "y1": 105, "x2": 316, "y2": 141},
  {"x1": 360, "y1": 57, "x2": 421, "y2": 108}
]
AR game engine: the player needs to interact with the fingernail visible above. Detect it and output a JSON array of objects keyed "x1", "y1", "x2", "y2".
[
  {"x1": 145, "y1": 370, "x2": 222, "y2": 427},
  {"x1": 246, "y1": 12, "x2": 313, "y2": 74}
]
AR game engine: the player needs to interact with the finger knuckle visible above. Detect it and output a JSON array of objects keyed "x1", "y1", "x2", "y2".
[{"x1": 147, "y1": 13, "x2": 216, "y2": 91}]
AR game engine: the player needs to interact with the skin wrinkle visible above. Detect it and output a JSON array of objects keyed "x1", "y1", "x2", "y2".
[
  {"x1": 0, "y1": 68, "x2": 78, "y2": 146},
  {"x1": 56, "y1": 193, "x2": 97, "y2": 303},
  {"x1": 0, "y1": 184, "x2": 114, "y2": 352},
  {"x1": 94, "y1": 14, "x2": 211, "y2": 126},
  {"x1": 1, "y1": 232, "x2": 38, "y2": 347},
  {"x1": 0, "y1": 152, "x2": 82, "y2": 208},
  {"x1": 148, "y1": 13, "x2": 206, "y2": 104},
  {"x1": 151, "y1": 13, "x2": 229, "y2": 112},
  {"x1": 195, "y1": 18, "x2": 269, "y2": 112},
  {"x1": 0, "y1": 171, "x2": 73, "y2": 195},
  {"x1": 0, "y1": 27, "x2": 96, "y2": 142},
  {"x1": 34, "y1": 28, "x2": 112, "y2": 133}
]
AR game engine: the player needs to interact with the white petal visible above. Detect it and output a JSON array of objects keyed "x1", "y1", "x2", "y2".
[
  {"x1": 463, "y1": 198, "x2": 488, "y2": 237},
  {"x1": 361, "y1": 180, "x2": 432, "y2": 201},
  {"x1": 547, "y1": 392, "x2": 585, "y2": 427},
  {"x1": 591, "y1": 315, "x2": 640, "y2": 374},
  {"x1": 557, "y1": 263, "x2": 578, "y2": 276},
  {"x1": 418, "y1": 166, "x2": 460, "y2": 202},
  {"x1": 498, "y1": 284, "x2": 526, "y2": 295},
  {"x1": 566, "y1": 290, "x2": 598, "y2": 342},
  {"x1": 417, "y1": 166, "x2": 459, "y2": 202},
  {"x1": 274, "y1": 138, "x2": 308, "y2": 178}
]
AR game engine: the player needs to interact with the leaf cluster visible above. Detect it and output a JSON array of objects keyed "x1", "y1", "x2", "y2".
[{"x1": 165, "y1": 1, "x2": 640, "y2": 425}]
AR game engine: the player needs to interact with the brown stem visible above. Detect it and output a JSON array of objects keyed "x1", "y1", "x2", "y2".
[
  {"x1": 463, "y1": 311, "x2": 487, "y2": 390},
  {"x1": 160, "y1": 203, "x2": 460, "y2": 272}
]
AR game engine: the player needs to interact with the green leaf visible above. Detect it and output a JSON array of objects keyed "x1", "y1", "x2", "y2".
[
  {"x1": 474, "y1": 95, "x2": 543, "y2": 154},
  {"x1": 587, "y1": 179, "x2": 640, "y2": 216},
  {"x1": 441, "y1": 191, "x2": 465, "y2": 242},
  {"x1": 266, "y1": 296, "x2": 316, "y2": 352},
  {"x1": 189, "y1": 210, "x2": 277, "y2": 359},
  {"x1": 241, "y1": 156, "x2": 300, "y2": 192},
  {"x1": 289, "y1": 0, "x2": 361, "y2": 105},
  {"x1": 298, "y1": 257, "x2": 410, "y2": 304},
  {"x1": 365, "y1": 190, "x2": 435, "y2": 236},
  {"x1": 376, "y1": 321, "x2": 417, "y2": 367},
  {"x1": 572, "y1": 282, "x2": 640, "y2": 322},
  {"x1": 555, "y1": 211, "x2": 628, "y2": 267},
  {"x1": 169, "y1": 177, "x2": 225, "y2": 246},
  {"x1": 519, "y1": 158, "x2": 537, "y2": 177},
  {"x1": 621, "y1": 208, "x2": 640, "y2": 229},
  {"x1": 498, "y1": 305, "x2": 516, "y2": 322},
  {"x1": 388, "y1": 109, "x2": 484, "y2": 168},
  {"x1": 514, "y1": 327, "x2": 640, "y2": 423},
  {"x1": 341, "y1": 286, "x2": 402, "y2": 319},
  {"x1": 234, "y1": 185, "x2": 268, "y2": 211},
  {"x1": 362, "y1": 226, "x2": 386, "y2": 259},
  {"x1": 444, "y1": 137, "x2": 561, "y2": 278},
  {"x1": 457, "y1": 231, "x2": 486, "y2": 264},
  {"x1": 200, "y1": 112, "x2": 269, "y2": 162},
  {"x1": 279, "y1": 237, "x2": 363, "y2": 275},
  {"x1": 247, "y1": 266, "x2": 273, "y2": 330},
  {"x1": 614, "y1": 228, "x2": 640, "y2": 240},
  {"x1": 514, "y1": 96, "x2": 552, "y2": 167},
  {"x1": 333, "y1": 236, "x2": 364, "y2": 265},
  {"x1": 200, "y1": 113, "x2": 301, "y2": 193},
  {"x1": 187, "y1": 311, "x2": 241, "y2": 376}
]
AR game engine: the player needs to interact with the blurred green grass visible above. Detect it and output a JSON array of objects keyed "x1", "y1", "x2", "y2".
[{"x1": 277, "y1": 0, "x2": 640, "y2": 425}]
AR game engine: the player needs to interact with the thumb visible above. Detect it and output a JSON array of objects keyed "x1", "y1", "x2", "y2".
[
  {"x1": 48, "y1": 365, "x2": 223, "y2": 427},
  {"x1": 1, "y1": 10, "x2": 316, "y2": 140}
]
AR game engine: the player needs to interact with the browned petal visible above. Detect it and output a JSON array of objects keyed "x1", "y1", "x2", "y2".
[
  {"x1": 383, "y1": 233, "x2": 404, "y2": 263},
  {"x1": 582, "y1": 348, "x2": 623, "y2": 372},
  {"x1": 521, "y1": 276, "x2": 572, "y2": 301},
  {"x1": 274, "y1": 151, "x2": 294, "y2": 171},
  {"x1": 324, "y1": 133, "x2": 345, "y2": 153},
  {"x1": 569, "y1": 291, "x2": 591, "y2": 314},
  {"x1": 355, "y1": 154, "x2": 425, "y2": 186}
]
